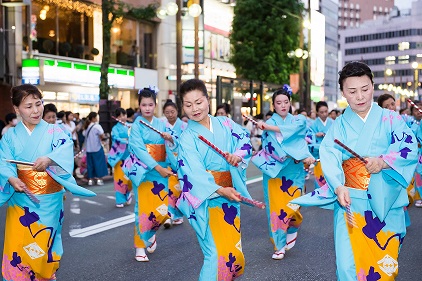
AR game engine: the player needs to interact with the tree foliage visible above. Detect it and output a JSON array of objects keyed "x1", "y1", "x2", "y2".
[
  {"x1": 230, "y1": 0, "x2": 304, "y2": 84},
  {"x1": 100, "y1": 0, "x2": 157, "y2": 99}
]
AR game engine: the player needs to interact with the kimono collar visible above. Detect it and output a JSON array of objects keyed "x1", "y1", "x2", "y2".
[
  {"x1": 17, "y1": 120, "x2": 49, "y2": 161},
  {"x1": 270, "y1": 112, "x2": 292, "y2": 124},
  {"x1": 187, "y1": 114, "x2": 214, "y2": 137}
]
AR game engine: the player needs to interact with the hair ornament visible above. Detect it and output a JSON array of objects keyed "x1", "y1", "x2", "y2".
[{"x1": 283, "y1": 84, "x2": 293, "y2": 97}]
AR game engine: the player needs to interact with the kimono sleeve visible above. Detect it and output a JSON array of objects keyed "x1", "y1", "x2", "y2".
[
  {"x1": 0, "y1": 133, "x2": 17, "y2": 191},
  {"x1": 111, "y1": 125, "x2": 128, "y2": 144},
  {"x1": 128, "y1": 120, "x2": 158, "y2": 170},
  {"x1": 381, "y1": 112, "x2": 418, "y2": 188},
  {"x1": 177, "y1": 131, "x2": 221, "y2": 209},
  {"x1": 230, "y1": 119, "x2": 253, "y2": 167},
  {"x1": 44, "y1": 125, "x2": 74, "y2": 175},
  {"x1": 319, "y1": 121, "x2": 346, "y2": 193},
  {"x1": 274, "y1": 115, "x2": 308, "y2": 141}
]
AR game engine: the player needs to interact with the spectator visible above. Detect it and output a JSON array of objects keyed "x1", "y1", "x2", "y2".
[
  {"x1": 42, "y1": 103, "x2": 58, "y2": 124},
  {"x1": 214, "y1": 103, "x2": 231, "y2": 117},
  {"x1": 1, "y1": 113, "x2": 18, "y2": 136},
  {"x1": 63, "y1": 111, "x2": 78, "y2": 150},
  {"x1": 83, "y1": 112, "x2": 108, "y2": 186},
  {"x1": 126, "y1": 108, "x2": 135, "y2": 124},
  {"x1": 265, "y1": 110, "x2": 273, "y2": 120},
  {"x1": 329, "y1": 109, "x2": 339, "y2": 120},
  {"x1": 181, "y1": 114, "x2": 189, "y2": 123}
]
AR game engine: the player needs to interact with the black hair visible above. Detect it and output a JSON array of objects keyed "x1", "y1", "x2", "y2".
[
  {"x1": 84, "y1": 112, "x2": 98, "y2": 130},
  {"x1": 338, "y1": 61, "x2": 374, "y2": 91},
  {"x1": 377, "y1": 94, "x2": 395, "y2": 107},
  {"x1": 138, "y1": 88, "x2": 157, "y2": 105},
  {"x1": 5, "y1": 113, "x2": 17, "y2": 124},
  {"x1": 399, "y1": 108, "x2": 408, "y2": 115},
  {"x1": 265, "y1": 110, "x2": 273, "y2": 117},
  {"x1": 57, "y1": 111, "x2": 65, "y2": 119},
  {"x1": 315, "y1": 101, "x2": 328, "y2": 112},
  {"x1": 410, "y1": 100, "x2": 422, "y2": 116},
  {"x1": 329, "y1": 109, "x2": 339, "y2": 115},
  {"x1": 114, "y1": 107, "x2": 126, "y2": 117},
  {"x1": 179, "y1": 79, "x2": 208, "y2": 102},
  {"x1": 11, "y1": 84, "x2": 43, "y2": 107},
  {"x1": 272, "y1": 85, "x2": 293, "y2": 104},
  {"x1": 163, "y1": 99, "x2": 178, "y2": 111},
  {"x1": 215, "y1": 103, "x2": 231, "y2": 115},
  {"x1": 65, "y1": 111, "x2": 73, "y2": 121},
  {"x1": 43, "y1": 103, "x2": 57, "y2": 117},
  {"x1": 126, "y1": 108, "x2": 135, "y2": 118}
]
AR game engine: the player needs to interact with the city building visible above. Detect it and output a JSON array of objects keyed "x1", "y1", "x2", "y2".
[
  {"x1": 319, "y1": 0, "x2": 339, "y2": 106},
  {"x1": 0, "y1": 0, "x2": 158, "y2": 120},
  {"x1": 338, "y1": 0, "x2": 394, "y2": 30},
  {"x1": 339, "y1": 0, "x2": 422, "y2": 105}
]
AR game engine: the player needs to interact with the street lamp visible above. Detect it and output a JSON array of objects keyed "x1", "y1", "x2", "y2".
[{"x1": 156, "y1": 1, "x2": 202, "y2": 114}]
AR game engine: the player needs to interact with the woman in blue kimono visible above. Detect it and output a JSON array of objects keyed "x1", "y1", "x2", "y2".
[
  {"x1": 108, "y1": 108, "x2": 132, "y2": 208},
  {"x1": 292, "y1": 62, "x2": 418, "y2": 280},
  {"x1": 251, "y1": 85, "x2": 315, "y2": 260},
  {"x1": 122, "y1": 88, "x2": 175, "y2": 262},
  {"x1": 0, "y1": 84, "x2": 95, "y2": 281},
  {"x1": 176, "y1": 79, "x2": 253, "y2": 280},
  {"x1": 308, "y1": 101, "x2": 333, "y2": 189},
  {"x1": 162, "y1": 99, "x2": 187, "y2": 227}
]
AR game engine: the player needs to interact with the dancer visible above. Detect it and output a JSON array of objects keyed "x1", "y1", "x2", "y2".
[
  {"x1": 108, "y1": 108, "x2": 133, "y2": 208},
  {"x1": 308, "y1": 101, "x2": 333, "y2": 189},
  {"x1": 123, "y1": 88, "x2": 174, "y2": 262},
  {"x1": 0, "y1": 84, "x2": 95, "y2": 280},
  {"x1": 251, "y1": 84, "x2": 315, "y2": 260},
  {"x1": 293, "y1": 61, "x2": 418, "y2": 280},
  {"x1": 175, "y1": 79, "x2": 253, "y2": 280},
  {"x1": 162, "y1": 99, "x2": 187, "y2": 227}
]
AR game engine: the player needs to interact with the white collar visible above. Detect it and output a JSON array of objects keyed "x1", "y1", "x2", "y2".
[
  {"x1": 318, "y1": 117, "x2": 328, "y2": 126},
  {"x1": 22, "y1": 122, "x2": 33, "y2": 136},
  {"x1": 357, "y1": 103, "x2": 373, "y2": 123}
]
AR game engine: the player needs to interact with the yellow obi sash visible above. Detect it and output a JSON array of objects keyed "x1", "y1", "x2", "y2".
[
  {"x1": 145, "y1": 144, "x2": 166, "y2": 162},
  {"x1": 17, "y1": 165, "x2": 63, "y2": 194},
  {"x1": 342, "y1": 158, "x2": 370, "y2": 190},
  {"x1": 208, "y1": 170, "x2": 233, "y2": 187}
]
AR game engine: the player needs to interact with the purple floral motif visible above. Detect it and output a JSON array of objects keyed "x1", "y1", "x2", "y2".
[
  {"x1": 279, "y1": 176, "x2": 301, "y2": 197},
  {"x1": 231, "y1": 130, "x2": 247, "y2": 140},
  {"x1": 217, "y1": 254, "x2": 242, "y2": 280},
  {"x1": 139, "y1": 213, "x2": 154, "y2": 232},
  {"x1": 398, "y1": 147, "x2": 411, "y2": 159},
  {"x1": 366, "y1": 266, "x2": 381, "y2": 281},
  {"x1": 362, "y1": 210, "x2": 403, "y2": 250},
  {"x1": 239, "y1": 143, "x2": 252, "y2": 155},
  {"x1": 266, "y1": 142, "x2": 275, "y2": 154},
  {"x1": 51, "y1": 138, "x2": 66, "y2": 149},
  {"x1": 270, "y1": 211, "x2": 288, "y2": 232},
  {"x1": 151, "y1": 181, "x2": 168, "y2": 201},
  {"x1": 19, "y1": 207, "x2": 40, "y2": 227},
  {"x1": 222, "y1": 203, "x2": 240, "y2": 232},
  {"x1": 110, "y1": 140, "x2": 126, "y2": 156},
  {"x1": 178, "y1": 159, "x2": 185, "y2": 168},
  {"x1": 179, "y1": 174, "x2": 193, "y2": 192}
]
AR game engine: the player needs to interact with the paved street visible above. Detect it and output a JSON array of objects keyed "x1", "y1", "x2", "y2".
[{"x1": 0, "y1": 166, "x2": 421, "y2": 280}]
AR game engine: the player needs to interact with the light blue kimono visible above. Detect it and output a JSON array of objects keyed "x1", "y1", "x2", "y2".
[
  {"x1": 0, "y1": 120, "x2": 95, "y2": 281},
  {"x1": 108, "y1": 122, "x2": 131, "y2": 205},
  {"x1": 122, "y1": 116, "x2": 174, "y2": 249},
  {"x1": 165, "y1": 118, "x2": 187, "y2": 221},
  {"x1": 292, "y1": 104, "x2": 418, "y2": 280},
  {"x1": 251, "y1": 113, "x2": 312, "y2": 253},
  {"x1": 176, "y1": 115, "x2": 252, "y2": 280}
]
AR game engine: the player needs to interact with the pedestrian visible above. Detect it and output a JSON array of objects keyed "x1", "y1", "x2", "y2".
[
  {"x1": 1, "y1": 113, "x2": 18, "y2": 136},
  {"x1": 377, "y1": 93, "x2": 396, "y2": 111},
  {"x1": 162, "y1": 99, "x2": 187, "y2": 227},
  {"x1": 175, "y1": 79, "x2": 253, "y2": 279},
  {"x1": 0, "y1": 84, "x2": 95, "y2": 281},
  {"x1": 308, "y1": 101, "x2": 333, "y2": 189},
  {"x1": 251, "y1": 84, "x2": 315, "y2": 260},
  {"x1": 122, "y1": 87, "x2": 175, "y2": 262},
  {"x1": 107, "y1": 108, "x2": 133, "y2": 208},
  {"x1": 293, "y1": 61, "x2": 418, "y2": 280},
  {"x1": 82, "y1": 112, "x2": 108, "y2": 186},
  {"x1": 126, "y1": 108, "x2": 135, "y2": 124},
  {"x1": 63, "y1": 111, "x2": 78, "y2": 150}
]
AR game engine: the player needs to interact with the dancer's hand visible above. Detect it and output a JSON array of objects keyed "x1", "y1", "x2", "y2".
[
  {"x1": 364, "y1": 157, "x2": 387, "y2": 174},
  {"x1": 155, "y1": 165, "x2": 174, "y2": 178},
  {"x1": 216, "y1": 187, "x2": 241, "y2": 202},
  {"x1": 302, "y1": 157, "x2": 315, "y2": 166},
  {"x1": 335, "y1": 185, "x2": 351, "y2": 207},
  {"x1": 8, "y1": 177, "x2": 26, "y2": 192},
  {"x1": 225, "y1": 153, "x2": 242, "y2": 167},
  {"x1": 32, "y1": 156, "x2": 52, "y2": 172},
  {"x1": 161, "y1": 132, "x2": 174, "y2": 144}
]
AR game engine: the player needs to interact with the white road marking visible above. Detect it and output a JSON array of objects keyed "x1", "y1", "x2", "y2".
[
  {"x1": 69, "y1": 214, "x2": 135, "y2": 238},
  {"x1": 69, "y1": 176, "x2": 263, "y2": 238}
]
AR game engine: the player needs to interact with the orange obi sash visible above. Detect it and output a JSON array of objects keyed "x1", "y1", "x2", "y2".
[
  {"x1": 17, "y1": 165, "x2": 63, "y2": 195},
  {"x1": 207, "y1": 170, "x2": 233, "y2": 187},
  {"x1": 145, "y1": 144, "x2": 166, "y2": 162},
  {"x1": 342, "y1": 158, "x2": 370, "y2": 190}
]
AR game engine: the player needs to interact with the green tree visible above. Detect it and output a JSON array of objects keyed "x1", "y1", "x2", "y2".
[
  {"x1": 230, "y1": 0, "x2": 304, "y2": 84},
  {"x1": 100, "y1": 0, "x2": 157, "y2": 99}
]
